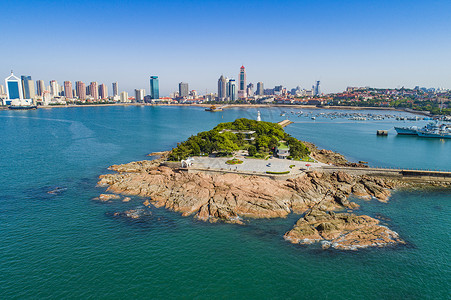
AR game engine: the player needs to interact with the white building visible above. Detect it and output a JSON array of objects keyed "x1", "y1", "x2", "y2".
[
  {"x1": 120, "y1": 91, "x2": 129, "y2": 103},
  {"x1": 135, "y1": 89, "x2": 145, "y2": 102},
  {"x1": 50, "y1": 80, "x2": 59, "y2": 98}
]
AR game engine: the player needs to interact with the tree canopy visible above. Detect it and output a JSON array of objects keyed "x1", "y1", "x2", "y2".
[{"x1": 167, "y1": 118, "x2": 310, "y2": 161}]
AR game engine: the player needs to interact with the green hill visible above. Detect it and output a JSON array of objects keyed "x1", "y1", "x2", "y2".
[{"x1": 167, "y1": 118, "x2": 310, "y2": 161}]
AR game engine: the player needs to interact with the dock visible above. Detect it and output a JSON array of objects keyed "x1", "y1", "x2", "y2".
[{"x1": 277, "y1": 119, "x2": 293, "y2": 128}]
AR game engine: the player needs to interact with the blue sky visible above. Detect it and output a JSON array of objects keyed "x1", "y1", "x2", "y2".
[{"x1": 1, "y1": 0, "x2": 450, "y2": 95}]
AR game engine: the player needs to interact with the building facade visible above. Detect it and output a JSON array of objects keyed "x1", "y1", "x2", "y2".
[
  {"x1": 50, "y1": 80, "x2": 58, "y2": 98},
  {"x1": 36, "y1": 80, "x2": 45, "y2": 96},
  {"x1": 238, "y1": 65, "x2": 247, "y2": 98},
  {"x1": 90, "y1": 82, "x2": 99, "y2": 100},
  {"x1": 256, "y1": 82, "x2": 264, "y2": 96},
  {"x1": 21, "y1": 75, "x2": 35, "y2": 99},
  {"x1": 314, "y1": 81, "x2": 321, "y2": 96},
  {"x1": 217, "y1": 75, "x2": 227, "y2": 100},
  {"x1": 64, "y1": 81, "x2": 73, "y2": 98},
  {"x1": 150, "y1": 76, "x2": 159, "y2": 99},
  {"x1": 99, "y1": 84, "x2": 108, "y2": 99},
  {"x1": 76, "y1": 81, "x2": 86, "y2": 100},
  {"x1": 112, "y1": 82, "x2": 118, "y2": 97},
  {"x1": 120, "y1": 91, "x2": 129, "y2": 103},
  {"x1": 179, "y1": 82, "x2": 189, "y2": 98},
  {"x1": 135, "y1": 89, "x2": 145, "y2": 102},
  {"x1": 227, "y1": 79, "x2": 237, "y2": 101},
  {"x1": 5, "y1": 72, "x2": 23, "y2": 100}
]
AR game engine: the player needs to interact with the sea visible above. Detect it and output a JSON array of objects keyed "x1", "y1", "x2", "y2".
[{"x1": 0, "y1": 106, "x2": 450, "y2": 299}]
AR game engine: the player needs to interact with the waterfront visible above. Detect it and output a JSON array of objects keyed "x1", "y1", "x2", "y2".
[{"x1": 0, "y1": 106, "x2": 450, "y2": 298}]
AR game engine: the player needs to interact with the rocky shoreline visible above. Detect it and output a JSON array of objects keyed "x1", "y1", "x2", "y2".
[{"x1": 96, "y1": 152, "x2": 410, "y2": 250}]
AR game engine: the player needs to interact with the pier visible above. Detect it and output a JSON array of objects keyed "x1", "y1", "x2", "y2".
[{"x1": 277, "y1": 119, "x2": 293, "y2": 128}]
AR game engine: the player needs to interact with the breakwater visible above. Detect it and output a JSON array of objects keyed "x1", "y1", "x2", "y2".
[{"x1": 321, "y1": 166, "x2": 451, "y2": 183}]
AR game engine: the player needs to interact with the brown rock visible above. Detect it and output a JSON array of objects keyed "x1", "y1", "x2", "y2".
[
  {"x1": 95, "y1": 194, "x2": 121, "y2": 202},
  {"x1": 284, "y1": 209, "x2": 404, "y2": 250}
]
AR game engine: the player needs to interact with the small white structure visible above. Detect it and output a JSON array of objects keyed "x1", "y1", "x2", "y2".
[
  {"x1": 257, "y1": 110, "x2": 261, "y2": 122},
  {"x1": 181, "y1": 157, "x2": 194, "y2": 168},
  {"x1": 276, "y1": 142, "x2": 290, "y2": 159}
]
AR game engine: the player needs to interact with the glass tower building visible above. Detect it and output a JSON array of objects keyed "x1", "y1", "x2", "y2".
[
  {"x1": 150, "y1": 76, "x2": 159, "y2": 99},
  {"x1": 21, "y1": 75, "x2": 35, "y2": 99},
  {"x1": 5, "y1": 72, "x2": 23, "y2": 100}
]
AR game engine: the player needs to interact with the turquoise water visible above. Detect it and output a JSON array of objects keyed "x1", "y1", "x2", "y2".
[{"x1": 0, "y1": 106, "x2": 450, "y2": 299}]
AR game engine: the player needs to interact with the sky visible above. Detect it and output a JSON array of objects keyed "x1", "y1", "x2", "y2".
[{"x1": 1, "y1": 0, "x2": 450, "y2": 96}]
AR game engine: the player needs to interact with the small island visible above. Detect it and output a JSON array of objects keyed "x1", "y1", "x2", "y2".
[{"x1": 96, "y1": 118, "x2": 449, "y2": 250}]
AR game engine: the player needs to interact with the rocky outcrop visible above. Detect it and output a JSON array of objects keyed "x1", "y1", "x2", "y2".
[
  {"x1": 94, "y1": 193, "x2": 121, "y2": 202},
  {"x1": 97, "y1": 160, "x2": 405, "y2": 249},
  {"x1": 284, "y1": 209, "x2": 404, "y2": 250},
  {"x1": 303, "y1": 141, "x2": 368, "y2": 168},
  {"x1": 113, "y1": 208, "x2": 151, "y2": 219}
]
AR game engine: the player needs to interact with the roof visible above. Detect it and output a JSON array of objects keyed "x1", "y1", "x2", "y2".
[{"x1": 277, "y1": 142, "x2": 290, "y2": 150}]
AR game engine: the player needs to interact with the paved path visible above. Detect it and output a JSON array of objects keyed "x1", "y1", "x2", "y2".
[{"x1": 193, "y1": 156, "x2": 327, "y2": 175}]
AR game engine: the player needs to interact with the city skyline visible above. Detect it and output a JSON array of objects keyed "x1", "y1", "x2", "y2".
[{"x1": 1, "y1": 0, "x2": 450, "y2": 96}]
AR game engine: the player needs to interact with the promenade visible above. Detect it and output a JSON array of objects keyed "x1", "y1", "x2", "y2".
[{"x1": 187, "y1": 156, "x2": 451, "y2": 183}]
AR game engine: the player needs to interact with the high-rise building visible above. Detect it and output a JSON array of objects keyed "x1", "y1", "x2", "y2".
[
  {"x1": 5, "y1": 72, "x2": 23, "y2": 100},
  {"x1": 150, "y1": 76, "x2": 159, "y2": 99},
  {"x1": 246, "y1": 83, "x2": 254, "y2": 97},
  {"x1": 120, "y1": 91, "x2": 129, "y2": 103},
  {"x1": 135, "y1": 89, "x2": 145, "y2": 102},
  {"x1": 314, "y1": 81, "x2": 321, "y2": 96},
  {"x1": 99, "y1": 84, "x2": 108, "y2": 99},
  {"x1": 64, "y1": 81, "x2": 73, "y2": 98},
  {"x1": 76, "y1": 81, "x2": 86, "y2": 100},
  {"x1": 112, "y1": 82, "x2": 118, "y2": 97},
  {"x1": 90, "y1": 82, "x2": 99, "y2": 100},
  {"x1": 0, "y1": 84, "x2": 5, "y2": 95},
  {"x1": 50, "y1": 80, "x2": 58, "y2": 98},
  {"x1": 256, "y1": 82, "x2": 264, "y2": 96},
  {"x1": 36, "y1": 80, "x2": 45, "y2": 96},
  {"x1": 21, "y1": 75, "x2": 35, "y2": 99},
  {"x1": 238, "y1": 65, "x2": 247, "y2": 98},
  {"x1": 179, "y1": 82, "x2": 189, "y2": 98},
  {"x1": 217, "y1": 75, "x2": 227, "y2": 100},
  {"x1": 227, "y1": 79, "x2": 237, "y2": 101}
]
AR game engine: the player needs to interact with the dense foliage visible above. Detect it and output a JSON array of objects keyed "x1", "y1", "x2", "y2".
[{"x1": 168, "y1": 118, "x2": 310, "y2": 161}]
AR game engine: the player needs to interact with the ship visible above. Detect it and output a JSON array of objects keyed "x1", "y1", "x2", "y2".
[
  {"x1": 394, "y1": 126, "x2": 418, "y2": 135},
  {"x1": 417, "y1": 124, "x2": 451, "y2": 139},
  {"x1": 8, "y1": 99, "x2": 37, "y2": 110},
  {"x1": 205, "y1": 105, "x2": 223, "y2": 112},
  {"x1": 395, "y1": 121, "x2": 451, "y2": 138}
]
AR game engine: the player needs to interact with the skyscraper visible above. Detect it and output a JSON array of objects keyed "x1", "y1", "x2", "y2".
[
  {"x1": 179, "y1": 82, "x2": 189, "y2": 98},
  {"x1": 238, "y1": 65, "x2": 247, "y2": 98},
  {"x1": 314, "y1": 81, "x2": 321, "y2": 96},
  {"x1": 217, "y1": 75, "x2": 227, "y2": 100},
  {"x1": 246, "y1": 83, "x2": 254, "y2": 97},
  {"x1": 227, "y1": 79, "x2": 237, "y2": 101},
  {"x1": 99, "y1": 84, "x2": 108, "y2": 99},
  {"x1": 150, "y1": 76, "x2": 159, "y2": 99},
  {"x1": 64, "y1": 81, "x2": 73, "y2": 98},
  {"x1": 5, "y1": 72, "x2": 23, "y2": 100},
  {"x1": 120, "y1": 91, "x2": 129, "y2": 103},
  {"x1": 36, "y1": 80, "x2": 45, "y2": 96},
  {"x1": 112, "y1": 82, "x2": 118, "y2": 97},
  {"x1": 90, "y1": 82, "x2": 99, "y2": 100},
  {"x1": 50, "y1": 80, "x2": 58, "y2": 97},
  {"x1": 21, "y1": 75, "x2": 35, "y2": 99},
  {"x1": 76, "y1": 81, "x2": 86, "y2": 100},
  {"x1": 0, "y1": 84, "x2": 5, "y2": 95},
  {"x1": 135, "y1": 89, "x2": 145, "y2": 102},
  {"x1": 256, "y1": 82, "x2": 264, "y2": 96}
]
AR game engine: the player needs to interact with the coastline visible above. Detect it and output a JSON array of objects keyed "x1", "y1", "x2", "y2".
[{"x1": 30, "y1": 103, "x2": 430, "y2": 116}]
